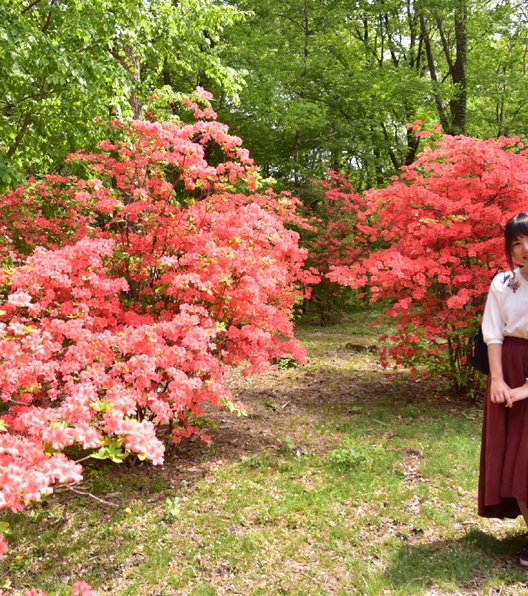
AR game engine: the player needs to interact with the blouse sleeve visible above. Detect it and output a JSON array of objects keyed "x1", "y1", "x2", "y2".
[{"x1": 482, "y1": 277, "x2": 505, "y2": 345}]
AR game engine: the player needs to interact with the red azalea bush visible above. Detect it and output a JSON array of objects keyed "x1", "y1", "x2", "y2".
[
  {"x1": 0, "y1": 90, "x2": 312, "y2": 553},
  {"x1": 327, "y1": 134, "x2": 528, "y2": 390},
  {"x1": 305, "y1": 172, "x2": 371, "y2": 325}
]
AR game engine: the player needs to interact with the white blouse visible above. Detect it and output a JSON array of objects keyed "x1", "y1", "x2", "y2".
[{"x1": 482, "y1": 269, "x2": 528, "y2": 344}]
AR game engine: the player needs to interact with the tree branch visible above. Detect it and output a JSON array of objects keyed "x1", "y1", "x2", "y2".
[
  {"x1": 419, "y1": 12, "x2": 450, "y2": 131},
  {"x1": 6, "y1": 110, "x2": 33, "y2": 159},
  {"x1": 68, "y1": 486, "x2": 119, "y2": 507},
  {"x1": 41, "y1": 0, "x2": 57, "y2": 34},
  {"x1": 380, "y1": 122, "x2": 401, "y2": 170},
  {"x1": 436, "y1": 18, "x2": 454, "y2": 74},
  {"x1": 22, "y1": 0, "x2": 44, "y2": 14}
]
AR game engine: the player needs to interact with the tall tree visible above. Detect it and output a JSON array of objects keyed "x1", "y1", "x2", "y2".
[
  {"x1": 221, "y1": 0, "x2": 528, "y2": 191},
  {"x1": 466, "y1": 0, "x2": 528, "y2": 138},
  {"x1": 0, "y1": 0, "x2": 244, "y2": 189},
  {"x1": 220, "y1": 0, "x2": 439, "y2": 190}
]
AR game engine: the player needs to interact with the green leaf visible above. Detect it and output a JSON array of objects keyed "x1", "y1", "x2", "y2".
[
  {"x1": 90, "y1": 400, "x2": 112, "y2": 413},
  {"x1": 164, "y1": 497, "x2": 181, "y2": 518},
  {"x1": 90, "y1": 440, "x2": 127, "y2": 463}
]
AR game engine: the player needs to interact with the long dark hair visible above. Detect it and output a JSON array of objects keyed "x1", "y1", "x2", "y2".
[{"x1": 505, "y1": 212, "x2": 528, "y2": 269}]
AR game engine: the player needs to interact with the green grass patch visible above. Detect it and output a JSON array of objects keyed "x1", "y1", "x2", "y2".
[{"x1": 2, "y1": 313, "x2": 528, "y2": 594}]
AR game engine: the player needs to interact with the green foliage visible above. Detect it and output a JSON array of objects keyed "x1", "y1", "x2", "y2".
[
  {"x1": 277, "y1": 434, "x2": 301, "y2": 456},
  {"x1": 220, "y1": 0, "x2": 528, "y2": 192},
  {"x1": 218, "y1": 0, "x2": 431, "y2": 189},
  {"x1": 163, "y1": 497, "x2": 181, "y2": 519},
  {"x1": 90, "y1": 438, "x2": 128, "y2": 463},
  {"x1": 309, "y1": 279, "x2": 365, "y2": 327},
  {"x1": 4, "y1": 0, "x2": 528, "y2": 197},
  {"x1": 327, "y1": 441, "x2": 370, "y2": 470},
  {"x1": 466, "y1": 1, "x2": 528, "y2": 138},
  {"x1": 272, "y1": 356, "x2": 300, "y2": 370},
  {"x1": 0, "y1": 0, "x2": 245, "y2": 189}
]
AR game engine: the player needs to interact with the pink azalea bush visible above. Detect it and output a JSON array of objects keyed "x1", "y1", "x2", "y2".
[
  {"x1": 0, "y1": 90, "x2": 313, "y2": 570},
  {"x1": 0, "y1": 586, "x2": 96, "y2": 596}
]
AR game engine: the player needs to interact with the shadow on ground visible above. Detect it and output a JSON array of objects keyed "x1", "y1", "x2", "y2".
[{"x1": 379, "y1": 528, "x2": 528, "y2": 592}]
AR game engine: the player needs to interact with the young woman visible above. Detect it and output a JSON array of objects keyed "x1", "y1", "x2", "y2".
[{"x1": 480, "y1": 211, "x2": 528, "y2": 565}]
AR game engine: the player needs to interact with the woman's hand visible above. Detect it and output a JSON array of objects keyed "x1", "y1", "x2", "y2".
[
  {"x1": 490, "y1": 377, "x2": 512, "y2": 407},
  {"x1": 511, "y1": 383, "x2": 528, "y2": 404},
  {"x1": 487, "y1": 343, "x2": 512, "y2": 406}
]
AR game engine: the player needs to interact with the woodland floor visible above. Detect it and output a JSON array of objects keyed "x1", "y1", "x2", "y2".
[{"x1": 3, "y1": 311, "x2": 528, "y2": 594}]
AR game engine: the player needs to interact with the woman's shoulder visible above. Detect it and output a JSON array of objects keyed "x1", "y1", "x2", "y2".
[{"x1": 489, "y1": 269, "x2": 519, "y2": 291}]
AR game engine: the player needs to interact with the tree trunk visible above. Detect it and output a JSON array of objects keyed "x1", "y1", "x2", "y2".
[
  {"x1": 419, "y1": 12, "x2": 450, "y2": 132},
  {"x1": 163, "y1": 57, "x2": 171, "y2": 86},
  {"x1": 293, "y1": 130, "x2": 301, "y2": 187},
  {"x1": 124, "y1": 46, "x2": 142, "y2": 119},
  {"x1": 449, "y1": 0, "x2": 467, "y2": 134}
]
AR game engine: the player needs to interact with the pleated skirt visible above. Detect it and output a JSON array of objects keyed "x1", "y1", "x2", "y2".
[{"x1": 479, "y1": 336, "x2": 528, "y2": 518}]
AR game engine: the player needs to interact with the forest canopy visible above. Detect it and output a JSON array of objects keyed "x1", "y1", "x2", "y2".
[{"x1": 2, "y1": 0, "x2": 528, "y2": 193}]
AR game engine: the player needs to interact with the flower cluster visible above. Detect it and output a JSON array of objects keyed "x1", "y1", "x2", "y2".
[
  {"x1": 0, "y1": 582, "x2": 96, "y2": 596},
  {"x1": 304, "y1": 171, "x2": 371, "y2": 324},
  {"x1": 326, "y1": 134, "x2": 528, "y2": 387}
]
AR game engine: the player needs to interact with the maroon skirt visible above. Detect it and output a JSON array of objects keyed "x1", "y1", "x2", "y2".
[{"x1": 479, "y1": 336, "x2": 528, "y2": 518}]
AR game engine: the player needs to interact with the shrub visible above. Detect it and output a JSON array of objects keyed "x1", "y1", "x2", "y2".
[
  {"x1": 304, "y1": 172, "x2": 371, "y2": 325},
  {"x1": 0, "y1": 89, "x2": 312, "y2": 522},
  {"x1": 327, "y1": 134, "x2": 528, "y2": 390}
]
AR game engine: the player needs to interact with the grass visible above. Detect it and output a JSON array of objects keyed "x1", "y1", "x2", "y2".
[{"x1": 2, "y1": 308, "x2": 528, "y2": 594}]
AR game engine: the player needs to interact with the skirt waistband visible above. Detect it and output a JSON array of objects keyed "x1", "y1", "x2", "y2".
[{"x1": 504, "y1": 336, "x2": 528, "y2": 346}]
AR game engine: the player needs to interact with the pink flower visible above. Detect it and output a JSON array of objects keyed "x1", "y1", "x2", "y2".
[
  {"x1": 0, "y1": 536, "x2": 7, "y2": 559},
  {"x1": 7, "y1": 291, "x2": 32, "y2": 307},
  {"x1": 71, "y1": 581, "x2": 97, "y2": 596},
  {"x1": 0, "y1": 95, "x2": 309, "y2": 515}
]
